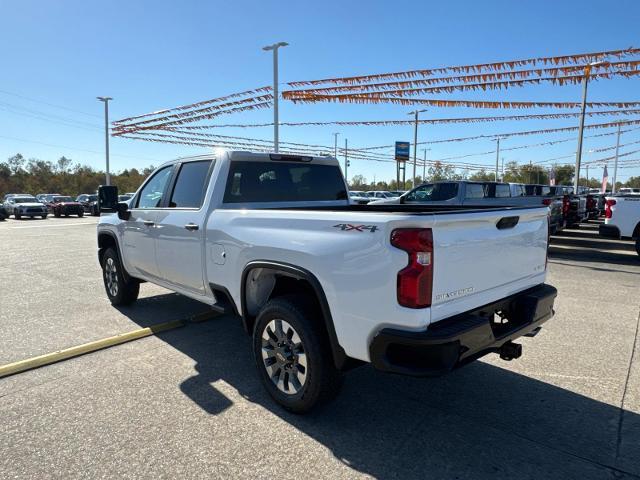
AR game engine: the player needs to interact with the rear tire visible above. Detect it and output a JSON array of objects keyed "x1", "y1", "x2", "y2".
[
  {"x1": 102, "y1": 247, "x2": 139, "y2": 306},
  {"x1": 41, "y1": 214, "x2": 48, "y2": 219},
  {"x1": 635, "y1": 237, "x2": 640, "y2": 258},
  {"x1": 14, "y1": 212, "x2": 21, "y2": 220},
  {"x1": 253, "y1": 295, "x2": 342, "y2": 413},
  {"x1": 78, "y1": 210, "x2": 84, "y2": 218}
]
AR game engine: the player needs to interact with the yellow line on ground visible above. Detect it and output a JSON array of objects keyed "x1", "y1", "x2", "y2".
[{"x1": 0, "y1": 319, "x2": 186, "y2": 379}]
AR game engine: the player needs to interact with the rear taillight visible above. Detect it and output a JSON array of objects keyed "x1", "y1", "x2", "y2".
[
  {"x1": 542, "y1": 198, "x2": 553, "y2": 206},
  {"x1": 605, "y1": 199, "x2": 616, "y2": 219},
  {"x1": 391, "y1": 228, "x2": 433, "y2": 308}
]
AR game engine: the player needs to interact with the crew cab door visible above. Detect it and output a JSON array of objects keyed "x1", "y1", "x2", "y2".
[
  {"x1": 122, "y1": 165, "x2": 174, "y2": 280},
  {"x1": 154, "y1": 159, "x2": 214, "y2": 296}
]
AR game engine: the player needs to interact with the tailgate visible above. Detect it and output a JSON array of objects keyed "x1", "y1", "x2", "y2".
[{"x1": 429, "y1": 207, "x2": 548, "y2": 322}]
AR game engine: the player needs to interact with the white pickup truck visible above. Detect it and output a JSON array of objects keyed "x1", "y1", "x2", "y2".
[
  {"x1": 97, "y1": 151, "x2": 557, "y2": 412},
  {"x1": 600, "y1": 194, "x2": 640, "y2": 256}
]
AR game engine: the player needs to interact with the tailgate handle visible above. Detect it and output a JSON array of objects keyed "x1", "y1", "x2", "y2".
[{"x1": 496, "y1": 216, "x2": 519, "y2": 230}]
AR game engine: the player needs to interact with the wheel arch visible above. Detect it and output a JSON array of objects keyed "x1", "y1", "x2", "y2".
[
  {"x1": 97, "y1": 230, "x2": 132, "y2": 283},
  {"x1": 241, "y1": 261, "x2": 349, "y2": 370}
]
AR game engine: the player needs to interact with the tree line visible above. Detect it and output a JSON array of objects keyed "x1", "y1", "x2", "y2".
[
  {"x1": 349, "y1": 160, "x2": 640, "y2": 191},
  {"x1": 1, "y1": 153, "x2": 639, "y2": 198},
  {"x1": 0, "y1": 154, "x2": 154, "y2": 197}
]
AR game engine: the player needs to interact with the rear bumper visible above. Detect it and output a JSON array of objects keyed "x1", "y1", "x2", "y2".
[
  {"x1": 369, "y1": 284, "x2": 557, "y2": 376},
  {"x1": 599, "y1": 224, "x2": 620, "y2": 239}
]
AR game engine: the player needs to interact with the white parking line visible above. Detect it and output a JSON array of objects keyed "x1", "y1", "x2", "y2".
[{"x1": 9, "y1": 221, "x2": 97, "y2": 229}]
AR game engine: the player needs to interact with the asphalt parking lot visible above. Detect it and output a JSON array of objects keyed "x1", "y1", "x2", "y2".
[{"x1": 1, "y1": 216, "x2": 639, "y2": 479}]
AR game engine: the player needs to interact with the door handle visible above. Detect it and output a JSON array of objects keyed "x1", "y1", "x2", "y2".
[
  {"x1": 184, "y1": 223, "x2": 199, "y2": 231},
  {"x1": 143, "y1": 220, "x2": 155, "y2": 226}
]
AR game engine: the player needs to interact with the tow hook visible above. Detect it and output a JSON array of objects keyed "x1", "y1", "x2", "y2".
[{"x1": 499, "y1": 341, "x2": 522, "y2": 361}]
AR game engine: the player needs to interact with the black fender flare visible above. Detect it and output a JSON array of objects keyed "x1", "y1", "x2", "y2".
[
  {"x1": 241, "y1": 260, "x2": 349, "y2": 370},
  {"x1": 97, "y1": 230, "x2": 132, "y2": 283}
]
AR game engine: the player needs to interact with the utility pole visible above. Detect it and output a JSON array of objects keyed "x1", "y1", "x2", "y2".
[
  {"x1": 262, "y1": 41, "x2": 288, "y2": 152},
  {"x1": 529, "y1": 160, "x2": 533, "y2": 184},
  {"x1": 344, "y1": 138, "x2": 348, "y2": 182},
  {"x1": 333, "y1": 132, "x2": 339, "y2": 159},
  {"x1": 421, "y1": 148, "x2": 428, "y2": 183},
  {"x1": 494, "y1": 138, "x2": 501, "y2": 181},
  {"x1": 612, "y1": 123, "x2": 622, "y2": 193},
  {"x1": 408, "y1": 109, "x2": 427, "y2": 188},
  {"x1": 586, "y1": 164, "x2": 589, "y2": 187},
  {"x1": 501, "y1": 157, "x2": 505, "y2": 181},
  {"x1": 97, "y1": 96, "x2": 112, "y2": 186},
  {"x1": 574, "y1": 62, "x2": 602, "y2": 190}
]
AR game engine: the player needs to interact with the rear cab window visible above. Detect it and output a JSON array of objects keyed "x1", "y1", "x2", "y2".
[
  {"x1": 464, "y1": 183, "x2": 485, "y2": 199},
  {"x1": 223, "y1": 161, "x2": 347, "y2": 203}
]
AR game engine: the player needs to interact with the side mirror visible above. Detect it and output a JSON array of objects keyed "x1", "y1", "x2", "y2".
[
  {"x1": 116, "y1": 202, "x2": 130, "y2": 220},
  {"x1": 98, "y1": 185, "x2": 119, "y2": 212}
]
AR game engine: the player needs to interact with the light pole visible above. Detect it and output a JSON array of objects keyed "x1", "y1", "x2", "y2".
[
  {"x1": 408, "y1": 109, "x2": 427, "y2": 188},
  {"x1": 333, "y1": 132, "x2": 340, "y2": 159},
  {"x1": 494, "y1": 138, "x2": 501, "y2": 181},
  {"x1": 262, "y1": 41, "x2": 288, "y2": 153},
  {"x1": 97, "y1": 96, "x2": 112, "y2": 186},
  {"x1": 344, "y1": 138, "x2": 349, "y2": 182},
  {"x1": 612, "y1": 123, "x2": 622, "y2": 193},
  {"x1": 574, "y1": 61, "x2": 605, "y2": 190}
]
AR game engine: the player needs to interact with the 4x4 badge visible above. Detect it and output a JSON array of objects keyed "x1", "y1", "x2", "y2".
[{"x1": 333, "y1": 223, "x2": 378, "y2": 232}]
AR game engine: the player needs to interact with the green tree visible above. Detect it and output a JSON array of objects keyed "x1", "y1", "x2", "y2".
[
  {"x1": 625, "y1": 176, "x2": 640, "y2": 188},
  {"x1": 469, "y1": 169, "x2": 495, "y2": 181}
]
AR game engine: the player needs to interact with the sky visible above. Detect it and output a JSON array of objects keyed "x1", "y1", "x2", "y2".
[{"x1": 1, "y1": 0, "x2": 639, "y2": 184}]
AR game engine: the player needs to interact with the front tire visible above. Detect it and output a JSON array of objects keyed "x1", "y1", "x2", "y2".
[
  {"x1": 14, "y1": 212, "x2": 21, "y2": 220},
  {"x1": 253, "y1": 295, "x2": 342, "y2": 413},
  {"x1": 78, "y1": 210, "x2": 84, "y2": 217},
  {"x1": 635, "y1": 237, "x2": 640, "y2": 258},
  {"x1": 54, "y1": 210, "x2": 61, "y2": 218},
  {"x1": 102, "y1": 247, "x2": 139, "y2": 306}
]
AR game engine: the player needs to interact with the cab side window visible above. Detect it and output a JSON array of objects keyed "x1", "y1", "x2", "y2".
[
  {"x1": 169, "y1": 160, "x2": 213, "y2": 208},
  {"x1": 136, "y1": 166, "x2": 173, "y2": 209}
]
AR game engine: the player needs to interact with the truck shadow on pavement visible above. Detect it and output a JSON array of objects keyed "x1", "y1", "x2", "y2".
[{"x1": 119, "y1": 295, "x2": 640, "y2": 479}]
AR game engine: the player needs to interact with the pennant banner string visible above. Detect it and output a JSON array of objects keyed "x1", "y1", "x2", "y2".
[
  {"x1": 287, "y1": 47, "x2": 640, "y2": 87},
  {"x1": 113, "y1": 87, "x2": 272, "y2": 125}
]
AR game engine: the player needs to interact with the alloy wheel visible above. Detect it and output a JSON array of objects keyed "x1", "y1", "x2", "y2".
[
  {"x1": 105, "y1": 257, "x2": 119, "y2": 297},
  {"x1": 261, "y1": 319, "x2": 307, "y2": 394}
]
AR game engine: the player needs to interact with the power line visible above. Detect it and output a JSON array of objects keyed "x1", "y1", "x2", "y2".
[
  {"x1": 0, "y1": 134, "x2": 159, "y2": 163},
  {"x1": 0, "y1": 89, "x2": 101, "y2": 118}
]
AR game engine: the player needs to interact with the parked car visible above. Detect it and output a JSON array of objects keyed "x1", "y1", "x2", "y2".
[
  {"x1": 4, "y1": 195, "x2": 48, "y2": 219},
  {"x1": 50, "y1": 196, "x2": 84, "y2": 217},
  {"x1": 599, "y1": 194, "x2": 640, "y2": 256},
  {"x1": 76, "y1": 194, "x2": 100, "y2": 216},
  {"x1": 96, "y1": 151, "x2": 556, "y2": 412},
  {"x1": 523, "y1": 184, "x2": 564, "y2": 234},
  {"x1": 619, "y1": 188, "x2": 640, "y2": 195},
  {"x1": 550, "y1": 185, "x2": 588, "y2": 228},
  {"x1": 36, "y1": 193, "x2": 62, "y2": 212},
  {"x1": 368, "y1": 190, "x2": 398, "y2": 200},
  {"x1": 3, "y1": 193, "x2": 31, "y2": 201},
  {"x1": 372, "y1": 181, "x2": 538, "y2": 206},
  {"x1": 348, "y1": 191, "x2": 370, "y2": 204},
  {"x1": 118, "y1": 194, "x2": 133, "y2": 202},
  {"x1": 389, "y1": 190, "x2": 406, "y2": 197},
  {"x1": 0, "y1": 203, "x2": 8, "y2": 221}
]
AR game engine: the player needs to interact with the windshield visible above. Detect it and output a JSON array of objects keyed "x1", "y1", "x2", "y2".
[
  {"x1": 87, "y1": 195, "x2": 98, "y2": 201},
  {"x1": 404, "y1": 183, "x2": 459, "y2": 202},
  {"x1": 54, "y1": 196, "x2": 73, "y2": 202},
  {"x1": 12, "y1": 197, "x2": 37, "y2": 203}
]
